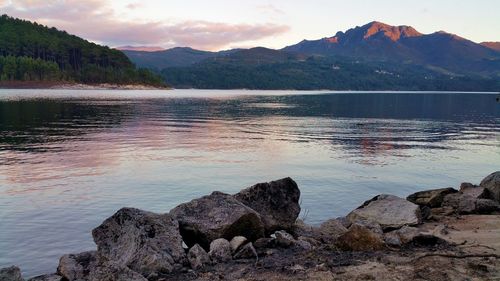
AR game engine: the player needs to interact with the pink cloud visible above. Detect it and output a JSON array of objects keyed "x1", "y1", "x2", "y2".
[{"x1": 0, "y1": 0, "x2": 290, "y2": 50}]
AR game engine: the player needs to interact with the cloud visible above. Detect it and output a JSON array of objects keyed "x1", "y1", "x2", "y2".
[
  {"x1": 1, "y1": 0, "x2": 290, "y2": 50},
  {"x1": 257, "y1": 4, "x2": 285, "y2": 15}
]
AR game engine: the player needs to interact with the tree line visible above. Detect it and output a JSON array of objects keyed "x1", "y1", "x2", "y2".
[{"x1": 0, "y1": 14, "x2": 164, "y2": 86}]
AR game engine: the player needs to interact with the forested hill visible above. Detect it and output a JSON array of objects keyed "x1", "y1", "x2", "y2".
[{"x1": 0, "y1": 15, "x2": 163, "y2": 86}]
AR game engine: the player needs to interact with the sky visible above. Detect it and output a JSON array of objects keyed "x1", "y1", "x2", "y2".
[{"x1": 1, "y1": 0, "x2": 499, "y2": 51}]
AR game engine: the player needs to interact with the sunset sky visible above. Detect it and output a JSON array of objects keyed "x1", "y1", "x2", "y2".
[{"x1": 1, "y1": 0, "x2": 499, "y2": 51}]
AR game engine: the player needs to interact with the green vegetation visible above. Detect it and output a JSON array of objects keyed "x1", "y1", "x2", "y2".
[
  {"x1": 0, "y1": 14, "x2": 164, "y2": 86},
  {"x1": 161, "y1": 51, "x2": 500, "y2": 91}
]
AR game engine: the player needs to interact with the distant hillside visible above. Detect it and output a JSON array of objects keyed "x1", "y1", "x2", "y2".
[
  {"x1": 122, "y1": 47, "x2": 240, "y2": 70},
  {"x1": 161, "y1": 47, "x2": 500, "y2": 91},
  {"x1": 481, "y1": 42, "x2": 500, "y2": 52},
  {"x1": 123, "y1": 21, "x2": 500, "y2": 91},
  {"x1": 0, "y1": 14, "x2": 164, "y2": 86},
  {"x1": 283, "y1": 21, "x2": 500, "y2": 78}
]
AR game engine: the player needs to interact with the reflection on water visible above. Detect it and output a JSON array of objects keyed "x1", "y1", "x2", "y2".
[{"x1": 0, "y1": 90, "x2": 499, "y2": 277}]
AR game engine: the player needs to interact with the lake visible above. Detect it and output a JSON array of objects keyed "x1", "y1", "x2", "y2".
[{"x1": 0, "y1": 89, "x2": 499, "y2": 277}]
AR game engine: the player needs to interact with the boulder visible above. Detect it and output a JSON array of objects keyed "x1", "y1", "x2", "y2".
[
  {"x1": 57, "y1": 251, "x2": 96, "y2": 281},
  {"x1": 234, "y1": 177, "x2": 300, "y2": 233},
  {"x1": 233, "y1": 243, "x2": 258, "y2": 260},
  {"x1": 27, "y1": 274, "x2": 62, "y2": 281},
  {"x1": 208, "y1": 238, "x2": 232, "y2": 263},
  {"x1": 317, "y1": 218, "x2": 348, "y2": 243},
  {"x1": 187, "y1": 244, "x2": 210, "y2": 270},
  {"x1": 443, "y1": 193, "x2": 500, "y2": 214},
  {"x1": 335, "y1": 223, "x2": 386, "y2": 251},
  {"x1": 480, "y1": 171, "x2": 500, "y2": 202},
  {"x1": 0, "y1": 266, "x2": 23, "y2": 281},
  {"x1": 274, "y1": 230, "x2": 295, "y2": 248},
  {"x1": 407, "y1": 188, "x2": 458, "y2": 207},
  {"x1": 347, "y1": 195, "x2": 422, "y2": 230},
  {"x1": 460, "y1": 183, "x2": 489, "y2": 199},
  {"x1": 92, "y1": 208, "x2": 185, "y2": 277},
  {"x1": 229, "y1": 236, "x2": 248, "y2": 253},
  {"x1": 170, "y1": 192, "x2": 265, "y2": 249}
]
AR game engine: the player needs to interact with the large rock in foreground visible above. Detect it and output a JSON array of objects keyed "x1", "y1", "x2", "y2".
[
  {"x1": 234, "y1": 177, "x2": 301, "y2": 233},
  {"x1": 480, "y1": 171, "x2": 500, "y2": 203},
  {"x1": 171, "y1": 192, "x2": 265, "y2": 249},
  {"x1": 347, "y1": 195, "x2": 421, "y2": 230},
  {"x1": 92, "y1": 208, "x2": 185, "y2": 277}
]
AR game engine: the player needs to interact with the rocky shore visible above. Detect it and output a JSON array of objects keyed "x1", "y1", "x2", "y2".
[{"x1": 1, "y1": 172, "x2": 499, "y2": 281}]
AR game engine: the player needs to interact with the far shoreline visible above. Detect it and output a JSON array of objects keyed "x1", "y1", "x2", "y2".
[{"x1": 0, "y1": 81, "x2": 170, "y2": 90}]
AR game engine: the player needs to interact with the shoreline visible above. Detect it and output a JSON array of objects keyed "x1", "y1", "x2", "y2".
[
  {"x1": 1, "y1": 172, "x2": 499, "y2": 281},
  {"x1": 0, "y1": 81, "x2": 169, "y2": 90}
]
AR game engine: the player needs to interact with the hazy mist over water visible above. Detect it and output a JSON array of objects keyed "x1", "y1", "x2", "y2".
[{"x1": 0, "y1": 90, "x2": 499, "y2": 277}]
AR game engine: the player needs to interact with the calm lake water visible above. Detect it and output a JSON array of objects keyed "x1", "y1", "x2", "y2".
[{"x1": 0, "y1": 89, "x2": 499, "y2": 277}]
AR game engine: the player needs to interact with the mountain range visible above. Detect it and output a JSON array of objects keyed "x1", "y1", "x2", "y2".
[{"x1": 122, "y1": 21, "x2": 500, "y2": 91}]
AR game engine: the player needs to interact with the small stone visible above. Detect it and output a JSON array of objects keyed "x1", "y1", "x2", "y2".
[
  {"x1": 317, "y1": 218, "x2": 348, "y2": 243},
  {"x1": 229, "y1": 236, "x2": 248, "y2": 253},
  {"x1": 396, "y1": 226, "x2": 421, "y2": 244},
  {"x1": 209, "y1": 238, "x2": 232, "y2": 263},
  {"x1": 233, "y1": 243, "x2": 258, "y2": 260},
  {"x1": 294, "y1": 239, "x2": 312, "y2": 250},
  {"x1": 384, "y1": 231, "x2": 402, "y2": 247},
  {"x1": 274, "y1": 230, "x2": 295, "y2": 248},
  {"x1": 57, "y1": 251, "x2": 96, "y2": 281},
  {"x1": 188, "y1": 244, "x2": 211, "y2": 270},
  {"x1": 0, "y1": 266, "x2": 23, "y2": 281}
]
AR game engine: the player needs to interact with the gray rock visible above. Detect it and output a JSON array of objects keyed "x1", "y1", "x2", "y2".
[
  {"x1": 233, "y1": 243, "x2": 258, "y2": 260},
  {"x1": 253, "y1": 238, "x2": 275, "y2": 249},
  {"x1": 274, "y1": 230, "x2": 295, "y2": 248},
  {"x1": 171, "y1": 192, "x2": 265, "y2": 249},
  {"x1": 208, "y1": 238, "x2": 232, "y2": 263},
  {"x1": 88, "y1": 263, "x2": 147, "y2": 281},
  {"x1": 27, "y1": 274, "x2": 61, "y2": 281},
  {"x1": 335, "y1": 223, "x2": 386, "y2": 251},
  {"x1": 317, "y1": 218, "x2": 348, "y2": 243},
  {"x1": 480, "y1": 171, "x2": 500, "y2": 203},
  {"x1": 443, "y1": 193, "x2": 500, "y2": 214},
  {"x1": 407, "y1": 188, "x2": 458, "y2": 208},
  {"x1": 294, "y1": 239, "x2": 313, "y2": 250},
  {"x1": 396, "y1": 226, "x2": 421, "y2": 244},
  {"x1": 234, "y1": 177, "x2": 301, "y2": 233},
  {"x1": 0, "y1": 266, "x2": 23, "y2": 281},
  {"x1": 187, "y1": 244, "x2": 210, "y2": 270},
  {"x1": 460, "y1": 183, "x2": 489, "y2": 199},
  {"x1": 57, "y1": 251, "x2": 96, "y2": 281},
  {"x1": 347, "y1": 195, "x2": 422, "y2": 230},
  {"x1": 92, "y1": 208, "x2": 185, "y2": 276},
  {"x1": 229, "y1": 236, "x2": 248, "y2": 253},
  {"x1": 384, "y1": 231, "x2": 402, "y2": 247}
]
